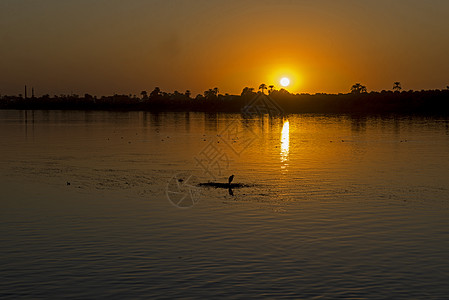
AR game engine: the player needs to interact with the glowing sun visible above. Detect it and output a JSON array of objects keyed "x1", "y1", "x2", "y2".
[{"x1": 280, "y1": 77, "x2": 290, "y2": 87}]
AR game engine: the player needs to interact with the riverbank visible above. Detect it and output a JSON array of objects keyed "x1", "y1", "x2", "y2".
[{"x1": 1, "y1": 89, "x2": 449, "y2": 115}]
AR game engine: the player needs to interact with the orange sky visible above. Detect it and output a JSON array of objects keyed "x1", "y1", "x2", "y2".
[{"x1": 1, "y1": 0, "x2": 449, "y2": 96}]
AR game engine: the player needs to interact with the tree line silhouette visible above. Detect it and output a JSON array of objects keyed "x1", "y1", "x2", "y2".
[{"x1": 1, "y1": 83, "x2": 449, "y2": 115}]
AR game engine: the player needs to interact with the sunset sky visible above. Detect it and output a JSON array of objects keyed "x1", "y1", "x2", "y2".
[{"x1": 1, "y1": 0, "x2": 449, "y2": 96}]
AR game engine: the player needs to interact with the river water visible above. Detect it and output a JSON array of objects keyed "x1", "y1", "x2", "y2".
[{"x1": 1, "y1": 110, "x2": 449, "y2": 298}]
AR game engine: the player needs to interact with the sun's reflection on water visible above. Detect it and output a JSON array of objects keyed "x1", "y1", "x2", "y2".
[{"x1": 280, "y1": 119, "x2": 290, "y2": 168}]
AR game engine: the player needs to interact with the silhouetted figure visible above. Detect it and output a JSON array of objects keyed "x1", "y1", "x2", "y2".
[{"x1": 228, "y1": 175, "x2": 234, "y2": 185}]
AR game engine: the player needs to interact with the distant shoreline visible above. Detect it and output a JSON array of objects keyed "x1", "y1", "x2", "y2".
[{"x1": 1, "y1": 89, "x2": 449, "y2": 115}]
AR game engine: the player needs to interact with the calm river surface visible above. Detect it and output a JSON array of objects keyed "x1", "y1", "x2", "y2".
[{"x1": 1, "y1": 110, "x2": 449, "y2": 299}]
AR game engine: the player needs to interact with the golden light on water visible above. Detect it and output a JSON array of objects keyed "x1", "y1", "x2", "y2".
[{"x1": 281, "y1": 119, "x2": 290, "y2": 165}]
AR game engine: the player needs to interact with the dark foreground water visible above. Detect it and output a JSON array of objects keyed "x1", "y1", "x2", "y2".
[{"x1": 1, "y1": 110, "x2": 449, "y2": 299}]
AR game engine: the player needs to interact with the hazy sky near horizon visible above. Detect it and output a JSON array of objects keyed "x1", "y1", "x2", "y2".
[{"x1": 1, "y1": 0, "x2": 449, "y2": 96}]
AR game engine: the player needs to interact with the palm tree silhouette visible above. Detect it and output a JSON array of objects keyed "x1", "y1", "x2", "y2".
[
  {"x1": 259, "y1": 84, "x2": 267, "y2": 94},
  {"x1": 150, "y1": 87, "x2": 161, "y2": 98},
  {"x1": 269, "y1": 85, "x2": 274, "y2": 94},
  {"x1": 241, "y1": 87, "x2": 255, "y2": 97},
  {"x1": 204, "y1": 88, "x2": 218, "y2": 100},
  {"x1": 393, "y1": 82, "x2": 402, "y2": 91},
  {"x1": 350, "y1": 83, "x2": 367, "y2": 94},
  {"x1": 203, "y1": 89, "x2": 213, "y2": 98}
]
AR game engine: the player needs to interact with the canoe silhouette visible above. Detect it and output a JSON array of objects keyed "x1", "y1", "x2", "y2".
[{"x1": 197, "y1": 182, "x2": 249, "y2": 189}]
